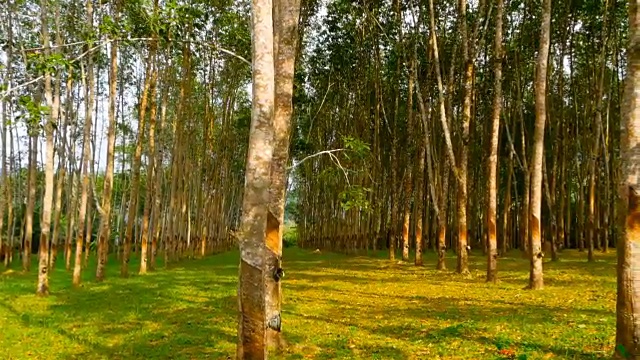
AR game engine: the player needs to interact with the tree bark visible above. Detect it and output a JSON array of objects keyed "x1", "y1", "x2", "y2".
[
  {"x1": 529, "y1": 0, "x2": 552, "y2": 290},
  {"x1": 405, "y1": 58, "x2": 416, "y2": 265},
  {"x1": 237, "y1": 0, "x2": 275, "y2": 356},
  {"x1": 140, "y1": 44, "x2": 158, "y2": 276},
  {"x1": 73, "y1": 0, "x2": 95, "y2": 286},
  {"x1": 265, "y1": 0, "x2": 301, "y2": 351},
  {"x1": 37, "y1": 0, "x2": 58, "y2": 296},
  {"x1": 487, "y1": 0, "x2": 503, "y2": 283},
  {"x1": 24, "y1": 113, "x2": 39, "y2": 272},
  {"x1": 588, "y1": 0, "x2": 610, "y2": 262},
  {"x1": 615, "y1": 0, "x2": 640, "y2": 357},
  {"x1": 0, "y1": 0, "x2": 14, "y2": 268},
  {"x1": 96, "y1": 1, "x2": 120, "y2": 281},
  {"x1": 121, "y1": 44, "x2": 152, "y2": 277}
]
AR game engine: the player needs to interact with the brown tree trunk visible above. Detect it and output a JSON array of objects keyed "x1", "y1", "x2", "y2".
[
  {"x1": 427, "y1": 0, "x2": 449, "y2": 271},
  {"x1": 24, "y1": 119, "x2": 38, "y2": 272},
  {"x1": 73, "y1": 0, "x2": 95, "y2": 286},
  {"x1": 414, "y1": 131, "x2": 425, "y2": 266},
  {"x1": 502, "y1": 149, "x2": 514, "y2": 255},
  {"x1": 140, "y1": 44, "x2": 159, "y2": 276},
  {"x1": 37, "y1": 0, "x2": 58, "y2": 295},
  {"x1": 237, "y1": 0, "x2": 275, "y2": 356},
  {"x1": 615, "y1": 1, "x2": 640, "y2": 356},
  {"x1": 529, "y1": 0, "x2": 552, "y2": 290},
  {"x1": 0, "y1": 0, "x2": 14, "y2": 268},
  {"x1": 121, "y1": 46, "x2": 152, "y2": 277},
  {"x1": 487, "y1": 0, "x2": 503, "y2": 282},
  {"x1": 48, "y1": 8, "x2": 65, "y2": 273},
  {"x1": 65, "y1": 115, "x2": 78, "y2": 272},
  {"x1": 588, "y1": 0, "x2": 610, "y2": 262},
  {"x1": 455, "y1": 0, "x2": 476, "y2": 275},
  {"x1": 151, "y1": 66, "x2": 169, "y2": 270},
  {"x1": 265, "y1": 0, "x2": 301, "y2": 351},
  {"x1": 404, "y1": 58, "x2": 415, "y2": 264},
  {"x1": 96, "y1": 1, "x2": 120, "y2": 281}
]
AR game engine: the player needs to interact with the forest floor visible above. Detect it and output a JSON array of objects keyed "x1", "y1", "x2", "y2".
[{"x1": 0, "y1": 247, "x2": 615, "y2": 360}]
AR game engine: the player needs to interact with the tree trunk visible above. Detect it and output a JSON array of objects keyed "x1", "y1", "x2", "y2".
[
  {"x1": 121, "y1": 46, "x2": 152, "y2": 277},
  {"x1": 0, "y1": 0, "x2": 13, "y2": 268},
  {"x1": 503, "y1": 149, "x2": 514, "y2": 254},
  {"x1": 96, "y1": 2, "x2": 120, "y2": 281},
  {"x1": 237, "y1": 0, "x2": 275, "y2": 356},
  {"x1": 151, "y1": 65, "x2": 169, "y2": 270},
  {"x1": 404, "y1": 58, "x2": 415, "y2": 264},
  {"x1": 265, "y1": 0, "x2": 301, "y2": 351},
  {"x1": 414, "y1": 131, "x2": 425, "y2": 266},
  {"x1": 37, "y1": 0, "x2": 58, "y2": 296},
  {"x1": 65, "y1": 108, "x2": 78, "y2": 271},
  {"x1": 529, "y1": 0, "x2": 552, "y2": 290},
  {"x1": 427, "y1": 0, "x2": 449, "y2": 272},
  {"x1": 140, "y1": 44, "x2": 159, "y2": 276},
  {"x1": 615, "y1": 1, "x2": 640, "y2": 356},
  {"x1": 24, "y1": 122, "x2": 38, "y2": 272},
  {"x1": 48, "y1": 3, "x2": 65, "y2": 273},
  {"x1": 50, "y1": 152, "x2": 65, "y2": 272},
  {"x1": 457, "y1": 0, "x2": 472, "y2": 275},
  {"x1": 73, "y1": 0, "x2": 95, "y2": 286},
  {"x1": 487, "y1": 0, "x2": 503, "y2": 283}
]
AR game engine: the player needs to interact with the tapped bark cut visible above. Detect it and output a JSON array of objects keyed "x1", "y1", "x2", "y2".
[
  {"x1": 528, "y1": 0, "x2": 552, "y2": 290},
  {"x1": 615, "y1": 0, "x2": 640, "y2": 356}
]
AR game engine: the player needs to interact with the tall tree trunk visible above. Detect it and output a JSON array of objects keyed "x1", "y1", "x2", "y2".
[
  {"x1": 237, "y1": 0, "x2": 275, "y2": 356},
  {"x1": 414, "y1": 126, "x2": 425, "y2": 266},
  {"x1": 503, "y1": 145, "x2": 514, "y2": 254},
  {"x1": 615, "y1": 0, "x2": 640, "y2": 356},
  {"x1": 73, "y1": 0, "x2": 95, "y2": 286},
  {"x1": 427, "y1": 0, "x2": 449, "y2": 271},
  {"x1": 24, "y1": 117, "x2": 39, "y2": 272},
  {"x1": 85, "y1": 63, "x2": 100, "y2": 266},
  {"x1": 140, "y1": 40, "x2": 159, "y2": 276},
  {"x1": 7, "y1": 111, "x2": 17, "y2": 267},
  {"x1": 50, "y1": 151, "x2": 65, "y2": 271},
  {"x1": 48, "y1": 3, "x2": 65, "y2": 272},
  {"x1": 37, "y1": 0, "x2": 58, "y2": 296},
  {"x1": 456, "y1": 0, "x2": 475, "y2": 275},
  {"x1": 403, "y1": 58, "x2": 415, "y2": 264},
  {"x1": 0, "y1": 0, "x2": 13, "y2": 268},
  {"x1": 588, "y1": 0, "x2": 610, "y2": 262},
  {"x1": 96, "y1": 1, "x2": 120, "y2": 281},
  {"x1": 529, "y1": 0, "x2": 552, "y2": 290},
  {"x1": 487, "y1": 0, "x2": 503, "y2": 283},
  {"x1": 557, "y1": 24, "x2": 568, "y2": 254},
  {"x1": 515, "y1": 51, "x2": 530, "y2": 254},
  {"x1": 65, "y1": 98, "x2": 78, "y2": 271},
  {"x1": 265, "y1": 0, "x2": 301, "y2": 351},
  {"x1": 151, "y1": 65, "x2": 169, "y2": 270},
  {"x1": 121, "y1": 48, "x2": 152, "y2": 277}
]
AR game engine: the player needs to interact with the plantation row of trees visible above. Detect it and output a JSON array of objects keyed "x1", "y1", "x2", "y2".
[
  {"x1": 3, "y1": 0, "x2": 640, "y2": 357},
  {"x1": 292, "y1": 0, "x2": 626, "y2": 281},
  {"x1": 0, "y1": 0, "x2": 253, "y2": 289}
]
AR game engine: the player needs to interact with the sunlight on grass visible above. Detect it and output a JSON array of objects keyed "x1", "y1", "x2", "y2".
[{"x1": 0, "y1": 248, "x2": 615, "y2": 359}]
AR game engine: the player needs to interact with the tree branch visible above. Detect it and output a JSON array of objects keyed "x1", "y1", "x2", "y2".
[{"x1": 287, "y1": 149, "x2": 347, "y2": 170}]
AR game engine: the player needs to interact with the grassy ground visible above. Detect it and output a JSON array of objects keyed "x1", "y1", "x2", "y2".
[{"x1": 0, "y1": 247, "x2": 615, "y2": 360}]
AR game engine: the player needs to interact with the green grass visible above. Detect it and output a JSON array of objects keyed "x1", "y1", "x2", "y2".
[{"x1": 0, "y1": 248, "x2": 615, "y2": 359}]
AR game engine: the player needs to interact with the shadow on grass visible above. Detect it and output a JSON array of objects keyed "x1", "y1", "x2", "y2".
[
  {"x1": 0, "y1": 299, "x2": 115, "y2": 358},
  {"x1": 0, "y1": 252, "x2": 241, "y2": 359},
  {"x1": 0, "y1": 247, "x2": 615, "y2": 359}
]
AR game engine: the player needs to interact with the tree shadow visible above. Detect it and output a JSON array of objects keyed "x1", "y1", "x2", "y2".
[
  {"x1": 0, "y1": 247, "x2": 615, "y2": 359},
  {"x1": 1, "y1": 253, "x2": 241, "y2": 359}
]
